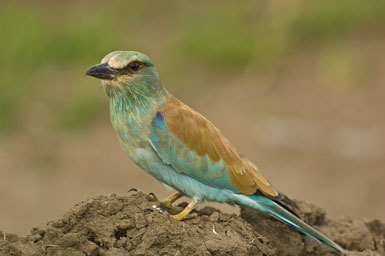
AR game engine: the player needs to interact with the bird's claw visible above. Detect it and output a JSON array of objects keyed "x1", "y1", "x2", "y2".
[
  {"x1": 160, "y1": 202, "x2": 183, "y2": 214},
  {"x1": 127, "y1": 189, "x2": 158, "y2": 202},
  {"x1": 143, "y1": 208, "x2": 154, "y2": 214},
  {"x1": 127, "y1": 188, "x2": 138, "y2": 193},
  {"x1": 146, "y1": 192, "x2": 158, "y2": 202}
]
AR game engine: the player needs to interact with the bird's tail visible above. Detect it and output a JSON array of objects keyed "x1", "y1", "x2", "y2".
[{"x1": 232, "y1": 193, "x2": 346, "y2": 256}]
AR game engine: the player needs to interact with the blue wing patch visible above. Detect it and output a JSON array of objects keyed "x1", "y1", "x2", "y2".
[
  {"x1": 150, "y1": 112, "x2": 239, "y2": 193},
  {"x1": 155, "y1": 111, "x2": 164, "y2": 121}
]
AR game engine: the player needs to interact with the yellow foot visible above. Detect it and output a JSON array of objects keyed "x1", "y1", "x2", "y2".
[
  {"x1": 170, "y1": 199, "x2": 200, "y2": 220},
  {"x1": 160, "y1": 192, "x2": 184, "y2": 212},
  {"x1": 160, "y1": 192, "x2": 183, "y2": 207}
]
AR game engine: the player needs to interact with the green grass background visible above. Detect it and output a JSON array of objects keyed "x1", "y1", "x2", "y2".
[{"x1": 1, "y1": 0, "x2": 384, "y2": 134}]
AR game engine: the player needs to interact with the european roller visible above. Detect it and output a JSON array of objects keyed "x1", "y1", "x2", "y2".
[{"x1": 86, "y1": 51, "x2": 346, "y2": 255}]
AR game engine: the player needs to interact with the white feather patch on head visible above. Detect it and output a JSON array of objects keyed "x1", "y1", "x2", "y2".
[
  {"x1": 101, "y1": 51, "x2": 120, "y2": 64},
  {"x1": 108, "y1": 55, "x2": 129, "y2": 69}
]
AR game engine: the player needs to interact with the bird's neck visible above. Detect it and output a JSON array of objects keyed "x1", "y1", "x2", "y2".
[{"x1": 108, "y1": 81, "x2": 168, "y2": 150}]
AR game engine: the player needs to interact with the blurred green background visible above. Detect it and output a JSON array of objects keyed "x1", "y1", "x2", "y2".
[{"x1": 1, "y1": 0, "x2": 385, "y2": 234}]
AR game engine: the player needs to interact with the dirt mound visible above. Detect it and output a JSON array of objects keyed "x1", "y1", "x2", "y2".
[{"x1": 0, "y1": 192, "x2": 383, "y2": 256}]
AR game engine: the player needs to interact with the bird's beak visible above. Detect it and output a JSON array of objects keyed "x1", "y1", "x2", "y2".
[{"x1": 85, "y1": 63, "x2": 115, "y2": 80}]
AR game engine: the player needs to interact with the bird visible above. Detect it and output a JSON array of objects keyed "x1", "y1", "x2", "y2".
[{"x1": 86, "y1": 50, "x2": 346, "y2": 255}]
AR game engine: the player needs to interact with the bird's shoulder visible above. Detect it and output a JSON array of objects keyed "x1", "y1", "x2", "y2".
[{"x1": 155, "y1": 96, "x2": 280, "y2": 197}]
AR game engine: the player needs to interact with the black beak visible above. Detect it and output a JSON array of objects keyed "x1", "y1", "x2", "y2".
[{"x1": 85, "y1": 63, "x2": 115, "y2": 80}]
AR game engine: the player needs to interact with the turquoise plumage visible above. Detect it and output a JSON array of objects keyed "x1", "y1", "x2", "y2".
[
  {"x1": 86, "y1": 51, "x2": 346, "y2": 255},
  {"x1": 151, "y1": 111, "x2": 237, "y2": 193}
]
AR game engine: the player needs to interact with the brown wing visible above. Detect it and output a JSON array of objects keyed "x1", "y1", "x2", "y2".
[{"x1": 158, "y1": 96, "x2": 280, "y2": 197}]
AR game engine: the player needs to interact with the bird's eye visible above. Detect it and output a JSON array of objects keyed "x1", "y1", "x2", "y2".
[{"x1": 129, "y1": 61, "x2": 141, "y2": 72}]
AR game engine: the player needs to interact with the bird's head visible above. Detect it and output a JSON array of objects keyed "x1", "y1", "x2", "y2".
[{"x1": 86, "y1": 51, "x2": 163, "y2": 97}]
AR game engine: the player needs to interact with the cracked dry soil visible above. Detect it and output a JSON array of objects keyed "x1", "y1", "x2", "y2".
[{"x1": 0, "y1": 192, "x2": 384, "y2": 256}]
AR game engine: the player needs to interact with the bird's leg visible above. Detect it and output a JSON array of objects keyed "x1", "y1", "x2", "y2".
[
  {"x1": 160, "y1": 192, "x2": 183, "y2": 208},
  {"x1": 170, "y1": 198, "x2": 201, "y2": 220},
  {"x1": 160, "y1": 192, "x2": 184, "y2": 213}
]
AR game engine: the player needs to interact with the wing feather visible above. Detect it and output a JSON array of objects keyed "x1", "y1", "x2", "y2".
[{"x1": 152, "y1": 96, "x2": 279, "y2": 197}]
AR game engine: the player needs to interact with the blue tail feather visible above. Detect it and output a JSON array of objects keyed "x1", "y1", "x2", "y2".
[{"x1": 232, "y1": 194, "x2": 346, "y2": 255}]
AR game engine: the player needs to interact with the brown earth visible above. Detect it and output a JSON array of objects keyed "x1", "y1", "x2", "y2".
[{"x1": 0, "y1": 192, "x2": 383, "y2": 256}]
